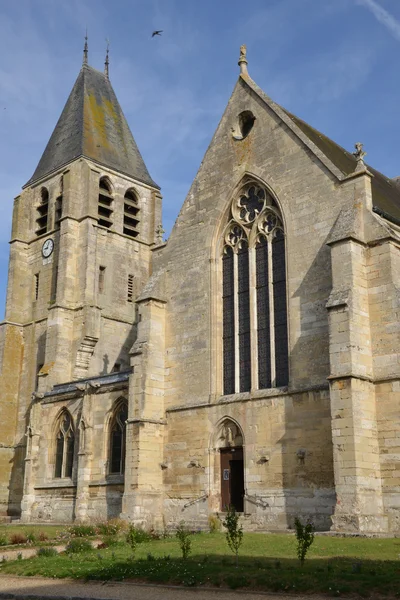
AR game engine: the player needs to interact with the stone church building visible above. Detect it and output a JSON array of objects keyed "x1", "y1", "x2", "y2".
[{"x1": 0, "y1": 44, "x2": 399, "y2": 534}]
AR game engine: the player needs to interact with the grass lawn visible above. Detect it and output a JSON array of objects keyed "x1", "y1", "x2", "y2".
[{"x1": 1, "y1": 532, "x2": 400, "y2": 596}]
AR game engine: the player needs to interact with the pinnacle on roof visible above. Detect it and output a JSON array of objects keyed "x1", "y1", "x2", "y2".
[{"x1": 25, "y1": 47, "x2": 158, "y2": 189}]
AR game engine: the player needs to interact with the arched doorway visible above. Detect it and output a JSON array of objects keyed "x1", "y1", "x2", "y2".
[{"x1": 217, "y1": 420, "x2": 244, "y2": 512}]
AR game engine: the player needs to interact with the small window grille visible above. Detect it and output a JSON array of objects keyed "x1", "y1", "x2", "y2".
[
  {"x1": 123, "y1": 190, "x2": 140, "y2": 238},
  {"x1": 98, "y1": 177, "x2": 113, "y2": 228},
  {"x1": 34, "y1": 273, "x2": 40, "y2": 300},
  {"x1": 127, "y1": 274, "x2": 134, "y2": 303},
  {"x1": 36, "y1": 188, "x2": 49, "y2": 236},
  {"x1": 99, "y1": 266, "x2": 106, "y2": 294}
]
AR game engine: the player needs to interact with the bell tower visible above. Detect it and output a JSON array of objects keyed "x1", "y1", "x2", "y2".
[{"x1": 0, "y1": 42, "x2": 161, "y2": 518}]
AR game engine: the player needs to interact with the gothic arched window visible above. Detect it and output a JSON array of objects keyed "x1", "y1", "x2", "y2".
[
  {"x1": 54, "y1": 411, "x2": 75, "y2": 478},
  {"x1": 109, "y1": 401, "x2": 128, "y2": 475},
  {"x1": 123, "y1": 189, "x2": 140, "y2": 238},
  {"x1": 222, "y1": 182, "x2": 289, "y2": 394},
  {"x1": 98, "y1": 177, "x2": 113, "y2": 228},
  {"x1": 36, "y1": 187, "x2": 49, "y2": 236}
]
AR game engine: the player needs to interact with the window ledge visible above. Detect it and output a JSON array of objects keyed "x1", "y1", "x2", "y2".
[
  {"x1": 34, "y1": 480, "x2": 76, "y2": 489},
  {"x1": 89, "y1": 475, "x2": 124, "y2": 487}
]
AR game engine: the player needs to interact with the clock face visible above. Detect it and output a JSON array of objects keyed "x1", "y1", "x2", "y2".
[{"x1": 42, "y1": 238, "x2": 54, "y2": 258}]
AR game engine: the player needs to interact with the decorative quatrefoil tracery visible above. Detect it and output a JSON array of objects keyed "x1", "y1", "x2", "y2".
[
  {"x1": 225, "y1": 223, "x2": 246, "y2": 249},
  {"x1": 258, "y1": 210, "x2": 282, "y2": 238}
]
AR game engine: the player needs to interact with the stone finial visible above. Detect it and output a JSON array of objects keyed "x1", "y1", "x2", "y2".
[
  {"x1": 83, "y1": 29, "x2": 88, "y2": 66},
  {"x1": 155, "y1": 223, "x2": 165, "y2": 244},
  {"x1": 104, "y1": 39, "x2": 110, "y2": 78},
  {"x1": 238, "y1": 44, "x2": 248, "y2": 75},
  {"x1": 353, "y1": 142, "x2": 367, "y2": 171}
]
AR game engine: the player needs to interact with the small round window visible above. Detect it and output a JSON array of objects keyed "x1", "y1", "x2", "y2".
[{"x1": 232, "y1": 110, "x2": 255, "y2": 140}]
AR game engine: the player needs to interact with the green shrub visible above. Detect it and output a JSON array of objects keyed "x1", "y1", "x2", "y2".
[
  {"x1": 294, "y1": 517, "x2": 315, "y2": 565},
  {"x1": 65, "y1": 538, "x2": 93, "y2": 554},
  {"x1": 0, "y1": 534, "x2": 8, "y2": 546},
  {"x1": 222, "y1": 505, "x2": 243, "y2": 567},
  {"x1": 25, "y1": 530, "x2": 37, "y2": 544},
  {"x1": 96, "y1": 521, "x2": 122, "y2": 536},
  {"x1": 125, "y1": 525, "x2": 151, "y2": 544},
  {"x1": 9, "y1": 533, "x2": 27, "y2": 545},
  {"x1": 175, "y1": 521, "x2": 192, "y2": 560},
  {"x1": 37, "y1": 547, "x2": 58, "y2": 558},
  {"x1": 68, "y1": 524, "x2": 96, "y2": 537},
  {"x1": 101, "y1": 535, "x2": 120, "y2": 548},
  {"x1": 126, "y1": 525, "x2": 138, "y2": 558},
  {"x1": 208, "y1": 514, "x2": 221, "y2": 533}
]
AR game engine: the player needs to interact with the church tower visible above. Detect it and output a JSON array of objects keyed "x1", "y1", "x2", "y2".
[{"x1": 0, "y1": 42, "x2": 161, "y2": 519}]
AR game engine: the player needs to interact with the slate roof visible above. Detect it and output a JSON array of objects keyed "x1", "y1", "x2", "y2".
[
  {"x1": 283, "y1": 110, "x2": 400, "y2": 225},
  {"x1": 25, "y1": 64, "x2": 159, "y2": 189},
  {"x1": 241, "y1": 74, "x2": 400, "y2": 226}
]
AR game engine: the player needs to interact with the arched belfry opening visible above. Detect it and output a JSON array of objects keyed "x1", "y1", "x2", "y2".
[{"x1": 216, "y1": 419, "x2": 244, "y2": 512}]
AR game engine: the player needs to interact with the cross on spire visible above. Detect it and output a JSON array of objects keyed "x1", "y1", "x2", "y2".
[
  {"x1": 83, "y1": 29, "x2": 88, "y2": 65},
  {"x1": 104, "y1": 38, "x2": 110, "y2": 78}
]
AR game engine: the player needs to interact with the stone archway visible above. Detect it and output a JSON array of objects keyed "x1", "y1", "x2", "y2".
[{"x1": 216, "y1": 420, "x2": 244, "y2": 512}]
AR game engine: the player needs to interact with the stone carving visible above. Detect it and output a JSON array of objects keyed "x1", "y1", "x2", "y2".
[
  {"x1": 239, "y1": 44, "x2": 247, "y2": 61},
  {"x1": 218, "y1": 420, "x2": 243, "y2": 448},
  {"x1": 353, "y1": 142, "x2": 366, "y2": 170},
  {"x1": 155, "y1": 224, "x2": 165, "y2": 244}
]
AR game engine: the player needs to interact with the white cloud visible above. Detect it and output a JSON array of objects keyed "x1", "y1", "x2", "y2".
[{"x1": 356, "y1": 0, "x2": 400, "y2": 41}]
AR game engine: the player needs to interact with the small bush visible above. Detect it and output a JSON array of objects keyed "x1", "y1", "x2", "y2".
[
  {"x1": 37, "y1": 547, "x2": 58, "y2": 558},
  {"x1": 126, "y1": 525, "x2": 152, "y2": 544},
  {"x1": 101, "y1": 535, "x2": 120, "y2": 548},
  {"x1": 25, "y1": 531, "x2": 37, "y2": 544},
  {"x1": 294, "y1": 517, "x2": 315, "y2": 565},
  {"x1": 0, "y1": 534, "x2": 8, "y2": 546},
  {"x1": 17, "y1": 552, "x2": 23, "y2": 561},
  {"x1": 68, "y1": 524, "x2": 96, "y2": 537},
  {"x1": 126, "y1": 524, "x2": 138, "y2": 558},
  {"x1": 208, "y1": 514, "x2": 221, "y2": 533},
  {"x1": 176, "y1": 521, "x2": 192, "y2": 560},
  {"x1": 222, "y1": 505, "x2": 243, "y2": 567},
  {"x1": 9, "y1": 533, "x2": 28, "y2": 545},
  {"x1": 65, "y1": 538, "x2": 93, "y2": 554},
  {"x1": 38, "y1": 531, "x2": 49, "y2": 542},
  {"x1": 96, "y1": 521, "x2": 122, "y2": 536}
]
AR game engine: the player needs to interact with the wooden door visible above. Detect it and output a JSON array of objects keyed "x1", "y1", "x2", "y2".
[{"x1": 220, "y1": 447, "x2": 244, "y2": 511}]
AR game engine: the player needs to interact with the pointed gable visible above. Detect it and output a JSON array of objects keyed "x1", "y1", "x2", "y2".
[
  {"x1": 25, "y1": 65, "x2": 158, "y2": 189},
  {"x1": 241, "y1": 74, "x2": 400, "y2": 225}
]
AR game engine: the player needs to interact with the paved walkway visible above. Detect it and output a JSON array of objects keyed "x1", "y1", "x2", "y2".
[{"x1": 0, "y1": 575, "x2": 326, "y2": 600}]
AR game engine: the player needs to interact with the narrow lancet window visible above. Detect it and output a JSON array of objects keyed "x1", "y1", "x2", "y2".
[
  {"x1": 36, "y1": 188, "x2": 49, "y2": 236},
  {"x1": 110, "y1": 402, "x2": 128, "y2": 474},
  {"x1": 54, "y1": 411, "x2": 75, "y2": 478},
  {"x1": 222, "y1": 246, "x2": 235, "y2": 395},
  {"x1": 256, "y1": 237, "x2": 271, "y2": 389},
  {"x1": 272, "y1": 229, "x2": 289, "y2": 387},
  {"x1": 238, "y1": 242, "x2": 250, "y2": 392},
  {"x1": 98, "y1": 177, "x2": 113, "y2": 228},
  {"x1": 123, "y1": 190, "x2": 140, "y2": 238}
]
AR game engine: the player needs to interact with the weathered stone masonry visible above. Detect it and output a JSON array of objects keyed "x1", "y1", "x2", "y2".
[{"x1": 0, "y1": 46, "x2": 399, "y2": 533}]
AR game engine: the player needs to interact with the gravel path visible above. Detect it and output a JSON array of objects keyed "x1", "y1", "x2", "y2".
[{"x1": 0, "y1": 575, "x2": 328, "y2": 600}]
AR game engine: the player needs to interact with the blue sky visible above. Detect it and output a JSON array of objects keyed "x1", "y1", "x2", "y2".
[{"x1": 0, "y1": 0, "x2": 400, "y2": 316}]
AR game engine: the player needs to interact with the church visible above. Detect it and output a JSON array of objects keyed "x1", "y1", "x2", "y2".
[{"x1": 0, "y1": 42, "x2": 399, "y2": 534}]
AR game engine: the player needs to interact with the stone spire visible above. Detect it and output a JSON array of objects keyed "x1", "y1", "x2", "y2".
[
  {"x1": 24, "y1": 62, "x2": 159, "y2": 189},
  {"x1": 83, "y1": 30, "x2": 88, "y2": 66},
  {"x1": 104, "y1": 39, "x2": 109, "y2": 79},
  {"x1": 238, "y1": 44, "x2": 248, "y2": 76}
]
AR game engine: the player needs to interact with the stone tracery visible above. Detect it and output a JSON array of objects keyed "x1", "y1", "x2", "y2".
[{"x1": 222, "y1": 181, "x2": 288, "y2": 395}]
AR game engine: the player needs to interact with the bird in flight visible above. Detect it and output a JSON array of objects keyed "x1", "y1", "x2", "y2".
[{"x1": 152, "y1": 30, "x2": 163, "y2": 37}]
